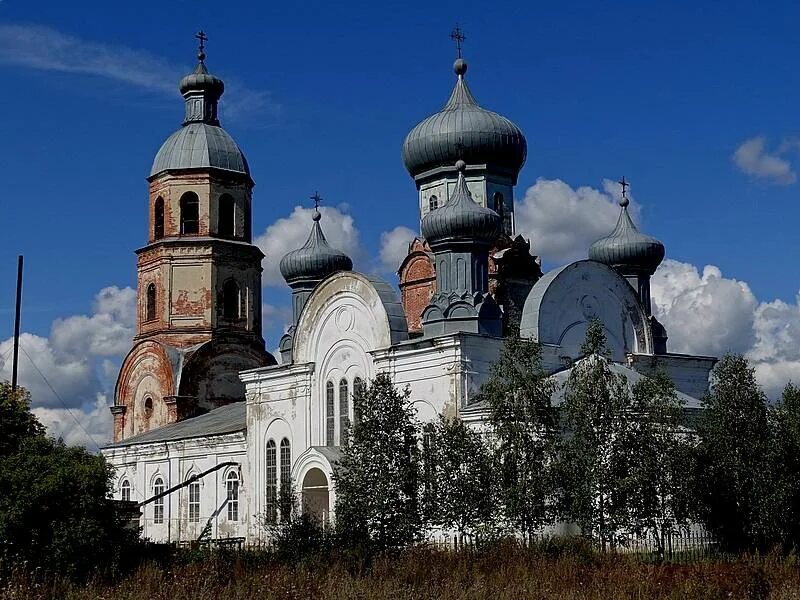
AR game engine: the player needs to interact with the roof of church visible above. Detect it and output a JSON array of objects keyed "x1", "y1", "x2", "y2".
[
  {"x1": 402, "y1": 58, "x2": 527, "y2": 179},
  {"x1": 421, "y1": 160, "x2": 501, "y2": 246},
  {"x1": 589, "y1": 193, "x2": 665, "y2": 275},
  {"x1": 150, "y1": 43, "x2": 249, "y2": 179},
  {"x1": 279, "y1": 208, "x2": 353, "y2": 284},
  {"x1": 151, "y1": 122, "x2": 249, "y2": 177},
  {"x1": 106, "y1": 402, "x2": 245, "y2": 448}
]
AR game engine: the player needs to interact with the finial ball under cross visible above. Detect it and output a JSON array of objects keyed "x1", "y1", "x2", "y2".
[
  {"x1": 196, "y1": 30, "x2": 208, "y2": 62},
  {"x1": 310, "y1": 191, "x2": 323, "y2": 221},
  {"x1": 618, "y1": 176, "x2": 630, "y2": 208}
]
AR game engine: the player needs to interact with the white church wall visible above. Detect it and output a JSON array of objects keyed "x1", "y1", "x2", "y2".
[{"x1": 104, "y1": 433, "x2": 247, "y2": 544}]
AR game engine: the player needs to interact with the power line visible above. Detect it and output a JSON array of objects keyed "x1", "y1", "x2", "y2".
[{"x1": 18, "y1": 343, "x2": 102, "y2": 452}]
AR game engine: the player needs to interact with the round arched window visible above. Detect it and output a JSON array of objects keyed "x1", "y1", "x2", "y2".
[{"x1": 144, "y1": 396, "x2": 153, "y2": 420}]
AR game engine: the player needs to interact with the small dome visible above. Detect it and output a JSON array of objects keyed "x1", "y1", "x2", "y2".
[
  {"x1": 280, "y1": 210, "x2": 353, "y2": 284},
  {"x1": 421, "y1": 160, "x2": 501, "y2": 246},
  {"x1": 402, "y1": 59, "x2": 527, "y2": 179},
  {"x1": 150, "y1": 122, "x2": 249, "y2": 177},
  {"x1": 179, "y1": 62, "x2": 224, "y2": 98},
  {"x1": 589, "y1": 202, "x2": 665, "y2": 275}
]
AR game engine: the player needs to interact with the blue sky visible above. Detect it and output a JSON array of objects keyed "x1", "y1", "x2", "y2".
[{"x1": 0, "y1": 0, "x2": 799, "y2": 445}]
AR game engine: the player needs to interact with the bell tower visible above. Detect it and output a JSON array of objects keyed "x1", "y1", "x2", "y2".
[{"x1": 112, "y1": 34, "x2": 275, "y2": 442}]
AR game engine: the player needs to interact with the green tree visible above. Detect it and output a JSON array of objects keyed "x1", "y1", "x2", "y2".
[
  {"x1": 480, "y1": 334, "x2": 557, "y2": 541},
  {"x1": 333, "y1": 373, "x2": 421, "y2": 553},
  {"x1": 557, "y1": 320, "x2": 633, "y2": 550},
  {"x1": 425, "y1": 415, "x2": 496, "y2": 542},
  {"x1": 692, "y1": 354, "x2": 772, "y2": 552},
  {"x1": 614, "y1": 370, "x2": 693, "y2": 556},
  {"x1": 765, "y1": 382, "x2": 800, "y2": 550},
  {"x1": 0, "y1": 381, "x2": 138, "y2": 580}
]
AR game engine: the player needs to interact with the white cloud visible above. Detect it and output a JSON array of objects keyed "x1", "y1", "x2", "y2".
[
  {"x1": 515, "y1": 178, "x2": 639, "y2": 264},
  {"x1": 378, "y1": 226, "x2": 416, "y2": 274},
  {"x1": 650, "y1": 259, "x2": 800, "y2": 399},
  {"x1": 255, "y1": 205, "x2": 362, "y2": 286},
  {"x1": 0, "y1": 286, "x2": 135, "y2": 446},
  {"x1": 732, "y1": 135, "x2": 797, "y2": 185},
  {"x1": 0, "y1": 24, "x2": 277, "y2": 122}
]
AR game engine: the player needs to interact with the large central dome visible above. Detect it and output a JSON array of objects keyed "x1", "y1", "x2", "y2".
[{"x1": 402, "y1": 58, "x2": 527, "y2": 179}]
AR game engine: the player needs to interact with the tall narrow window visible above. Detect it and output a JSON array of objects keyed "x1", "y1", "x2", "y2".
[
  {"x1": 222, "y1": 280, "x2": 240, "y2": 320},
  {"x1": 429, "y1": 195, "x2": 438, "y2": 211},
  {"x1": 143, "y1": 396, "x2": 153, "y2": 421},
  {"x1": 153, "y1": 477, "x2": 164, "y2": 524},
  {"x1": 280, "y1": 438, "x2": 291, "y2": 521},
  {"x1": 180, "y1": 192, "x2": 199, "y2": 235},
  {"x1": 339, "y1": 378, "x2": 349, "y2": 444},
  {"x1": 218, "y1": 194, "x2": 235, "y2": 238},
  {"x1": 146, "y1": 283, "x2": 156, "y2": 322},
  {"x1": 265, "y1": 439, "x2": 277, "y2": 522},
  {"x1": 154, "y1": 197, "x2": 164, "y2": 239},
  {"x1": 121, "y1": 479, "x2": 131, "y2": 502},
  {"x1": 326, "y1": 381, "x2": 335, "y2": 446},
  {"x1": 353, "y1": 377, "x2": 365, "y2": 426},
  {"x1": 188, "y1": 480, "x2": 200, "y2": 523},
  {"x1": 226, "y1": 471, "x2": 239, "y2": 522}
]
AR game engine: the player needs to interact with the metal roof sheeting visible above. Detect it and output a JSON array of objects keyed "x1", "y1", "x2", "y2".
[{"x1": 150, "y1": 122, "x2": 250, "y2": 177}]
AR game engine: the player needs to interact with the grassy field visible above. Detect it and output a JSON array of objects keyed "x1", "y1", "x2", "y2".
[{"x1": 3, "y1": 545, "x2": 800, "y2": 599}]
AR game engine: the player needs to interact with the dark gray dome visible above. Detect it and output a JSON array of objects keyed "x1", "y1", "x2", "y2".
[
  {"x1": 150, "y1": 56, "x2": 248, "y2": 179},
  {"x1": 589, "y1": 203, "x2": 665, "y2": 275},
  {"x1": 421, "y1": 160, "x2": 501, "y2": 246},
  {"x1": 280, "y1": 210, "x2": 353, "y2": 284},
  {"x1": 402, "y1": 59, "x2": 527, "y2": 178},
  {"x1": 151, "y1": 122, "x2": 249, "y2": 177}
]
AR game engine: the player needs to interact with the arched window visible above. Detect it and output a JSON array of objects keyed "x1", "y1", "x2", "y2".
[
  {"x1": 429, "y1": 195, "x2": 438, "y2": 211},
  {"x1": 325, "y1": 381, "x2": 335, "y2": 446},
  {"x1": 145, "y1": 283, "x2": 156, "y2": 322},
  {"x1": 265, "y1": 439, "x2": 277, "y2": 523},
  {"x1": 222, "y1": 280, "x2": 240, "y2": 320},
  {"x1": 218, "y1": 194, "x2": 235, "y2": 238},
  {"x1": 121, "y1": 479, "x2": 131, "y2": 502},
  {"x1": 339, "y1": 378, "x2": 349, "y2": 444},
  {"x1": 226, "y1": 471, "x2": 239, "y2": 522},
  {"x1": 154, "y1": 197, "x2": 164, "y2": 239},
  {"x1": 144, "y1": 396, "x2": 153, "y2": 421},
  {"x1": 187, "y1": 480, "x2": 200, "y2": 523},
  {"x1": 353, "y1": 377, "x2": 365, "y2": 426},
  {"x1": 180, "y1": 192, "x2": 199, "y2": 235},
  {"x1": 493, "y1": 192, "x2": 504, "y2": 215},
  {"x1": 153, "y1": 477, "x2": 164, "y2": 524},
  {"x1": 280, "y1": 438, "x2": 291, "y2": 521}
]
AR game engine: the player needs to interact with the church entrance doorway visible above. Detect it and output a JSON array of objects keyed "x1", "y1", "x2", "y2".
[{"x1": 301, "y1": 468, "x2": 329, "y2": 524}]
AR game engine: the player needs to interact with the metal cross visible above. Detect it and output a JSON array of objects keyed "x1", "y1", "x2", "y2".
[
  {"x1": 618, "y1": 176, "x2": 629, "y2": 199},
  {"x1": 196, "y1": 31, "x2": 208, "y2": 60},
  {"x1": 310, "y1": 191, "x2": 323, "y2": 210},
  {"x1": 450, "y1": 25, "x2": 466, "y2": 58}
]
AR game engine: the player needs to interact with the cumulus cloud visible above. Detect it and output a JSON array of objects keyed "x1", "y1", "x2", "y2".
[
  {"x1": 515, "y1": 178, "x2": 639, "y2": 264},
  {"x1": 0, "y1": 286, "x2": 136, "y2": 447},
  {"x1": 0, "y1": 24, "x2": 277, "y2": 122},
  {"x1": 651, "y1": 259, "x2": 800, "y2": 399},
  {"x1": 378, "y1": 226, "x2": 416, "y2": 274},
  {"x1": 732, "y1": 135, "x2": 797, "y2": 185},
  {"x1": 255, "y1": 205, "x2": 362, "y2": 286}
]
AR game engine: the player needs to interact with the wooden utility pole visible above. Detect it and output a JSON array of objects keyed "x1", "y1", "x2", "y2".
[{"x1": 11, "y1": 255, "x2": 22, "y2": 392}]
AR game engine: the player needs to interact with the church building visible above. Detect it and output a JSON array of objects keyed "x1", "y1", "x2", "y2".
[{"x1": 101, "y1": 35, "x2": 716, "y2": 543}]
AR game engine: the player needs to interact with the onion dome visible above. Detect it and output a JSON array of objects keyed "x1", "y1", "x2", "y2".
[
  {"x1": 589, "y1": 193, "x2": 665, "y2": 275},
  {"x1": 421, "y1": 160, "x2": 501, "y2": 246},
  {"x1": 402, "y1": 58, "x2": 527, "y2": 179},
  {"x1": 150, "y1": 41, "x2": 249, "y2": 179},
  {"x1": 280, "y1": 209, "x2": 353, "y2": 284}
]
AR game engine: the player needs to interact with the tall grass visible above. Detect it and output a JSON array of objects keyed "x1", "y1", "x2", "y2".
[{"x1": 3, "y1": 542, "x2": 800, "y2": 599}]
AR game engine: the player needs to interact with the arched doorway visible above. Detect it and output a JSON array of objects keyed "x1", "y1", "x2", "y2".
[{"x1": 301, "y1": 468, "x2": 329, "y2": 524}]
